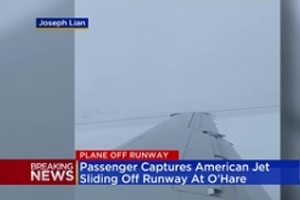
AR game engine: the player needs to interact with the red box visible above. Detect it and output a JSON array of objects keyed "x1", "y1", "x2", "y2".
[
  {"x1": 0, "y1": 159, "x2": 76, "y2": 185},
  {"x1": 76, "y1": 150, "x2": 179, "y2": 160}
]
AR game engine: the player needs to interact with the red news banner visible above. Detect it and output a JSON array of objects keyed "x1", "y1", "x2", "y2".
[
  {"x1": 0, "y1": 150, "x2": 179, "y2": 185},
  {"x1": 0, "y1": 159, "x2": 76, "y2": 185},
  {"x1": 76, "y1": 150, "x2": 179, "y2": 160}
]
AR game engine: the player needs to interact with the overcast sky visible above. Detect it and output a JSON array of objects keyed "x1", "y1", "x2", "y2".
[
  {"x1": 75, "y1": 1, "x2": 280, "y2": 199},
  {"x1": 75, "y1": 0, "x2": 279, "y2": 123}
]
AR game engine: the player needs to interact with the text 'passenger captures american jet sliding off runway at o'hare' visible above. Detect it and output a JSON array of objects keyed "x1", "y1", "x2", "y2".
[{"x1": 0, "y1": 150, "x2": 299, "y2": 185}]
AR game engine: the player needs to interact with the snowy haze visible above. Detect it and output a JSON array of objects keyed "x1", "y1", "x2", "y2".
[{"x1": 75, "y1": 0, "x2": 279, "y2": 123}]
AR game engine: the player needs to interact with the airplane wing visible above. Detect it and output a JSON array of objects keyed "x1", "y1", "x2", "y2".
[{"x1": 76, "y1": 112, "x2": 272, "y2": 200}]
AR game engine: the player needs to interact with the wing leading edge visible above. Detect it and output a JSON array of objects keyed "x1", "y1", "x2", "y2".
[{"x1": 76, "y1": 112, "x2": 272, "y2": 200}]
